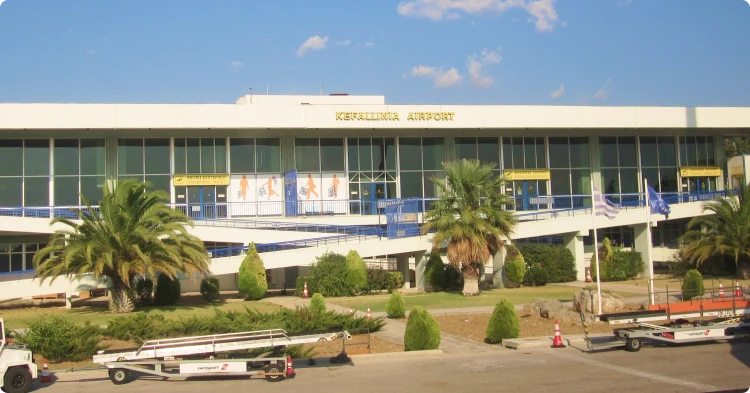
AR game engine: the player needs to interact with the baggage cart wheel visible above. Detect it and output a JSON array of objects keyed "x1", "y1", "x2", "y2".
[
  {"x1": 109, "y1": 368, "x2": 131, "y2": 385},
  {"x1": 264, "y1": 364, "x2": 285, "y2": 382},
  {"x1": 625, "y1": 338, "x2": 642, "y2": 352}
]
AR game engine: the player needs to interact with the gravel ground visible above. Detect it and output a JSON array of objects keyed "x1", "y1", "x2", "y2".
[{"x1": 301, "y1": 334, "x2": 403, "y2": 357}]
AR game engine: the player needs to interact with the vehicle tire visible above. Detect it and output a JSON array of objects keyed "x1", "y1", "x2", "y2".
[
  {"x1": 3, "y1": 366, "x2": 32, "y2": 393},
  {"x1": 264, "y1": 364, "x2": 285, "y2": 382},
  {"x1": 625, "y1": 338, "x2": 642, "y2": 352},
  {"x1": 109, "y1": 368, "x2": 131, "y2": 385}
]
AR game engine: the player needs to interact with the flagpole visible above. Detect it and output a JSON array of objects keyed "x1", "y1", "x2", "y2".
[
  {"x1": 644, "y1": 179, "x2": 655, "y2": 306},
  {"x1": 590, "y1": 178, "x2": 603, "y2": 316}
]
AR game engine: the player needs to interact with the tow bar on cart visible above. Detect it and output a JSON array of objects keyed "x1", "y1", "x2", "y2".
[{"x1": 93, "y1": 328, "x2": 351, "y2": 384}]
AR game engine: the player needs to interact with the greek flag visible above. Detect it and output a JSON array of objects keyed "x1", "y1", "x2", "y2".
[
  {"x1": 593, "y1": 185, "x2": 619, "y2": 219},
  {"x1": 647, "y1": 185, "x2": 671, "y2": 220}
]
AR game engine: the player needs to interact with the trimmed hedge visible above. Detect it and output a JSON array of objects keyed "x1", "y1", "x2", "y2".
[
  {"x1": 364, "y1": 268, "x2": 403, "y2": 294},
  {"x1": 609, "y1": 249, "x2": 645, "y2": 281},
  {"x1": 525, "y1": 263, "x2": 548, "y2": 287},
  {"x1": 309, "y1": 252, "x2": 351, "y2": 297},
  {"x1": 404, "y1": 306, "x2": 440, "y2": 351},
  {"x1": 505, "y1": 245, "x2": 525, "y2": 288},
  {"x1": 154, "y1": 273, "x2": 181, "y2": 306},
  {"x1": 346, "y1": 250, "x2": 368, "y2": 295},
  {"x1": 238, "y1": 243, "x2": 268, "y2": 300},
  {"x1": 309, "y1": 293, "x2": 327, "y2": 316},
  {"x1": 518, "y1": 244, "x2": 577, "y2": 283},
  {"x1": 385, "y1": 291, "x2": 406, "y2": 318},
  {"x1": 486, "y1": 299, "x2": 520, "y2": 343},
  {"x1": 18, "y1": 316, "x2": 103, "y2": 363},
  {"x1": 682, "y1": 269, "x2": 705, "y2": 300},
  {"x1": 425, "y1": 253, "x2": 446, "y2": 292},
  {"x1": 200, "y1": 277, "x2": 221, "y2": 303}
]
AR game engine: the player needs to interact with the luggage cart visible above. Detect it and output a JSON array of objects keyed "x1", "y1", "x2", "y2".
[{"x1": 93, "y1": 328, "x2": 351, "y2": 384}]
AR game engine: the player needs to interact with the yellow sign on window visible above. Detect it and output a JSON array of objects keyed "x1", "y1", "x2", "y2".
[
  {"x1": 173, "y1": 174, "x2": 230, "y2": 186},
  {"x1": 503, "y1": 169, "x2": 551, "y2": 181},
  {"x1": 679, "y1": 167, "x2": 722, "y2": 178}
]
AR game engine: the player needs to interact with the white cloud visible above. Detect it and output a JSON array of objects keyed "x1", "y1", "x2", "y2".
[
  {"x1": 549, "y1": 84, "x2": 565, "y2": 99},
  {"x1": 85, "y1": 49, "x2": 95, "y2": 55},
  {"x1": 410, "y1": 65, "x2": 463, "y2": 88},
  {"x1": 0, "y1": 0, "x2": 6, "y2": 7},
  {"x1": 468, "y1": 49, "x2": 502, "y2": 88},
  {"x1": 364, "y1": 41, "x2": 375, "y2": 47},
  {"x1": 594, "y1": 78, "x2": 612, "y2": 100},
  {"x1": 336, "y1": 40, "x2": 351, "y2": 46},
  {"x1": 396, "y1": 0, "x2": 560, "y2": 32},
  {"x1": 296, "y1": 35, "x2": 329, "y2": 57},
  {"x1": 230, "y1": 60, "x2": 244, "y2": 68}
]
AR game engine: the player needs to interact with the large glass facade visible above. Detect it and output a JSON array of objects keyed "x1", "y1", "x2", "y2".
[
  {"x1": 0, "y1": 243, "x2": 46, "y2": 273},
  {"x1": 549, "y1": 137, "x2": 591, "y2": 201},
  {"x1": 599, "y1": 137, "x2": 639, "y2": 204},
  {"x1": 118, "y1": 138, "x2": 170, "y2": 194},
  {"x1": 174, "y1": 138, "x2": 226, "y2": 174},
  {"x1": 294, "y1": 138, "x2": 345, "y2": 173},
  {"x1": 639, "y1": 136, "x2": 678, "y2": 193},
  {"x1": 55, "y1": 139, "x2": 106, "y2": 205},
  {"x1": 347, "y1": 137, "x2": 397, "y2": 200},
  {"x1": 502, "y1": 137, "x2": 548, "y2": 209},
  {"x1": 455, "y1": 137, "x2": 500, "y2": 168},
  {"x1": 229, "y1": 138, "x2": 281, "y2": 174},
  {"x1": 679, "y1": 136, "x2": 715, "y2": 167},
  {"x1": 398, "y1": 137, "x2": 445, "y2": 198}
]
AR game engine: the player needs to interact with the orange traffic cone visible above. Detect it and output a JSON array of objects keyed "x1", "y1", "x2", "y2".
[
  {"x1": 551, "y1": 320, "x2": 566, "y2": 348},
  {"x1": 735, "y1": 280, "x2": 743, "y2": 297},
  {"x1": 718, "y1": 281, "x2": 725, "y2": 298},
  {"x1": 303, "y1": 282, "x2": 309, "y2": 298},
  {"x1": 40, "y1": 359, "x2": 52, "y2": 383},
  {"x1": 286, "y1": 356, "x2": 296, "y2": 379},
  {"x1": 366, "y1": 306, "x2": 372, "y2": 321},
  {"x1": 585, "y1": 269, "x2": 592, "y2": 283},
  {"x1": 348, "y1": 307, "x2": 354, "y2": 314}
]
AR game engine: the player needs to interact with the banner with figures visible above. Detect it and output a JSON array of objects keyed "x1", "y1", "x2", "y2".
[
  {"x1": 297, "y1": 173, "x2": 347, "y2": 215},
  {"x1": 229, "y1": 174, "x2": 283, "y2": 217}
]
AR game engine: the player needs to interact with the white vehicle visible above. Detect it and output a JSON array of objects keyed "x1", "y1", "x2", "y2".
[
  {"x1": 93, "y1": 328, "x2": 351, "y2": 385},
  {"x1": 0, "y1": 318, "x2": 37, "y2": 393}
]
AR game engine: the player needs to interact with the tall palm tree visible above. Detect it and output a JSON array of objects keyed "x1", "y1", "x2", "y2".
[
  {"x1": 681, "y1": 186, "x2": 750, "y2": 279},
  {"x1": 423, "y1": 159, "x2": 517, "y2": 296},
  {"x1": 33, "y1": 179, "x2": 211, "y2": 313}
]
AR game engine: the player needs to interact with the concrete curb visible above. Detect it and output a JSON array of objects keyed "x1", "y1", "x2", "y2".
[{"x1": 502, "y1": 333, "x2": 613, "y2": 349}]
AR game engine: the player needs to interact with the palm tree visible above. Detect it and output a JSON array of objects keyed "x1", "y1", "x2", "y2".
[
  {"x1": 423, "y1": 159, "x2": 517, "y2": 296},
  {"x1": 681, "y1": 187, "x2": 750, "y2": 279},
  {"x1": 33, "y1": 179, "x2": 211, "y2": 313}
]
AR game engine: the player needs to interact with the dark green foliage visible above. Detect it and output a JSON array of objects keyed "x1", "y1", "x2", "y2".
[
  {"x1": 385, "y1": 291, "x2": 406, "y2": 318},
  {"x1": 295, "y1": 275, "x2": 316, "y2": 297},
  {"x1": 309, "y1": 252, "x2": 351, "y2": 297},
  {"x1": 590, "y1": 238, "x2": 614, "y2": 282},
  {"x1": 135, "y1": 277, "x2": 154, "y2": 305},
  {"x1": 517, "y1": 244, "x2": 577, "y2": 283},
  {"x1": 346, "y1": 250, "x2": 368, "y2": 295},
  {"x1": 364, "y1": 268, "x2": 403, "y2": 294},
  {"x1": 310, "y1": 293, "x2": 326, "y2": 316},
  {"x1": 238, "y1": 243, "x2": 268, "y2": 300},
  {"x1": 608, "y1": 249, "x2": 645, "y2": 281},
  {"x1": 18, "y1": 317, "x2": 103, "y2": 362},
  {"x1": 524, "y1": 263, "x2": 548, "y2": 287},
  {"x1": 425, "y1": 253, "x2": 446, "y2": 292},
  {"x1": 404, "y1": 306, "x2": 440, "y2": 351},
  {"x1": 504, "y1": 245, "x2": 525, "y2": 288},
  {"x1": 682, "y1": 269, "x2": 705, "y2": 300},
  {"x1": 200, "y1": 277, "x2": 221, "y2": 302},
  {"x1": 443, "y1": 264, "x2": 463, "y2": 290},
  {"x1": 154, "y1": 273, "x2": 181, "y2": 306},
  {"x1": 486, "y1": 299, "x2": 520, "y2": 343}
]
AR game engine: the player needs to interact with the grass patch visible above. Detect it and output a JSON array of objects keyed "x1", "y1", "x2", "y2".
[
  {"x1": 1, "y1": 300, "x2": 283, "y2": 330},
  {"x1": 328, "y1": 285, "x2": 642, "y2": 313}
]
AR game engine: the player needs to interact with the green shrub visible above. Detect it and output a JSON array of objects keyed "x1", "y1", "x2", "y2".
[
  {"x1": 425, "y1": 253, "x2": 446, "y2": 292},
  {"x1": 486, "y1": 299, "x2": 520, "y2": 343},
  {"x1": 668, "y1": 251, "x2": 694, "y2": 277},
  {"x1": 200, "y1": 277, "x2": 221, "y2": 303},
  {"x1": 524, "y1": 263, "x2": 548, "y2": 287},
  {"x1": 346, "y1": 250, "x2": 368, "y2": 295},
  {"x1": 609, "y1": 249, "x2": 645, "y2": 281},
  {"x1": 309, "y1": 252, "x2": 351, "y2": 297},
  {"x1": 18, "y1": 317, "x2": 103, "y2": 362},
  {"x1": 135, "y1": 277, "x2": 154, "y2": 305},
  {"x1": 444, "y1": 264, "x2": 463, "y2": 290},
  {"x1": 309, "y1": 293, "x2": 326, "y2": 316},
  {"x1": 154, "y1": 273, "x2": 181, "y2": 306},
  {"x1": 518, "y1": 244, "x2": 577, "y2": 283},
  {"x1": 682, "y1": 269, "x2": 705, "y2": 300},
  {"x1": 364, "y1": 268, "x2": 403, "y2": 294},
  {"x1": 238, "y1": 243, "x2": 268, "y2": 300},
  {"x1": 385, "y1": 291, "x2": 406, "y2": 318},
  {"x1": 591, "y1": 237, "x2": 614, "y2": 282},
  {"x1": 295, "y1": 276, "x2": 315, "y2": 297},
  {"x1": 505, "y1": 245, "x2": 525, "y2": 288},
  {"x1": 403, "y1": 306, "x2": 440, "y2": 351}
]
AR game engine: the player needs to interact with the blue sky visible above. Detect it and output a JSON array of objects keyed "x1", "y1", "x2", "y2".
[{"x1": 0, "y1": 0, "x2": 749, "y2": 106}]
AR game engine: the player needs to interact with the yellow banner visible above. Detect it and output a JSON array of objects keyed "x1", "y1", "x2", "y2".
[
  {"x1": 173, "y1": 174, "x2": 230, "y2": 186},
  {"x1": 679, "y1": 167, "x2": 722, "y2": 178},
  {"x1": 503, "y1": 169, "x2": 551, "y2": 181}
]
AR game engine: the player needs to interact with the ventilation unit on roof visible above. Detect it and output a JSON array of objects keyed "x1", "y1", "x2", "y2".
[{"x1": 329, "y1": 93, "x2": 349, "y2": 96}]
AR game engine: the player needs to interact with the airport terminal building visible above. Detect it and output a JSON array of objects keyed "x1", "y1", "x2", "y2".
[{"x1": 0, "y1": 93, "x2": 748, "y2": 302}]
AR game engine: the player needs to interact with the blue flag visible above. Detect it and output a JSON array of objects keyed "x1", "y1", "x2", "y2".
[{"x1": 647, "y1": 185, "x2": 670, "y2": 219}]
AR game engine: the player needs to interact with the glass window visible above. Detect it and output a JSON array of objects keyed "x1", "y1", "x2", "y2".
[
  {"x1": 24, "y1": 176, "x2": 49, "y2": 206},
  {"x1": 24, "y1": 140, "x2": 50, "y2": 176},
  {"x1": 80, "y1": 139, "x2": 105, "y2": 176},
  {"x1": 173, "y1": 139, "x2": 187, "y2": 174},
  {"x1": 200, "y1": 138, "x2": 215, "y2": 173},
  {"x1": 256, "y1": 138, "x2": 280, "y2": 173},
  {"x1": 660, "y1": 168, "x2": 678, "y2": 192},
  {"x1": 502, "y1": 138, "x2": 512, "y2": 170},
  {"x1": 80, "y1": 176, "x2": 105, "y2": 205},
  {"x1": 186, "y1": 138, "x2": 201, "y2": 173},
  {"x1": 145, "y1": 175, "x2": 171, "y2": 195},
  {"x1": 373, "y1": 139, "x2": 386, "y2": 172},
  {"x1": 658, "y1": 137, "x2": 677, "y2": 167},
  {"x1": 118, "y1": 139, "x2": 143, "y2": 175},
  {"x1": 0, "y1": 139, "x2": 23, "y2": 176},
  {"x1": 706, "y1": 137, "x2": 715, "y2": 166},
  {"x1": 320, "y1": 139, "x2": 344, "y2": 172},
  {"x1": 524, "y1": 137, "x2": 536, "y2": 168},
  {"x1": 599, "y1": 137, "x2": 618, "y2": 168},
  {"x1": 455, "y1": 137, "x2": 477, "y2": 161},
  {"x1": 347, "y1": 138, "x2": 359, "y2": 172},
  {"x1": 639, "y1": 137, "x2": 658, "y2": 167},
  {"x1": 424, "y1": 171, "x2": 445, "y2": 198},
  {"x1": 618, "y1": 137, "x2": 637, "y2": 167},
  {"x1": 230, "y1": 138, "x2": 254, "y2": 173},
  {"x1": 145, "y1": 139, "x2": 170, "y2": 174},
  {"x1": 384, "y1": 138, "x2": 396, "y2": 171},
  {"x1": 696, "y1": 136, "x2": 708, "y2": 166},
  {"x1": 295, "y1": 138, "x2": 320, "y2": 172},
  {"x1": 642, "y1": 167, "x2": 660, "y2": 190},
  {"x1": 550, "y1": 169, "x2": 570, "y2": 195},
  {"x1": 358, "y1": 138, "x2": 372, "y2": 171},
  {"x1": 0, "y1": 177, "x2": 22, "y2": 206},
  {"x1": 601, "y1": 168, "x2": 620, "y2": 194},
  {"x1": 54, "y1": 139, "x2": 79, "y2": 176},
  {"x1": 400, "y1": 172, "x2": 422, "y2": 198},
  {"x1": 215, "y1": 138, "x2": 226, "y2": 173},
  {"x1": 620, "y1": 168, "x2": 639, "y2": 193},
  {"x1": 478, "y1": 137, "x2": 500, "y2": 167},
  {"x1": 399, "y1": 138, "x2": 422, "y2": 171},
  {"x1": 512, "y1": 137, "x2": 524, "y2": 169},
  {"x1": 548, "y1": 137, "x2": 569, "y2": 169},
  {"x1": 569, "y1": 137, "x2": 590, "y2": 168},
  {"x1": 54, "y1": 176, "x2": 79, "y2": 206},
  {"x1": 422, "y1": 138, "x2": 444, "y2": 170},
  {"x1": 570, "y1": 169, "x2": 591, "y2": 195}
]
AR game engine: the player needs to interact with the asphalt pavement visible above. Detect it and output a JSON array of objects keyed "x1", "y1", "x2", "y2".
[{"x1": 34, "y1": 340, "x2": 750, "y2": 393}]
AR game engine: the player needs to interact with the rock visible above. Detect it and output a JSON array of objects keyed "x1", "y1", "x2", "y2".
[
  {"x1": 523, "y1": 298, "x2": 580, "y2": 323},
  {"x1": 573, "y1": 289, "x2": 626, "y2": 314}
]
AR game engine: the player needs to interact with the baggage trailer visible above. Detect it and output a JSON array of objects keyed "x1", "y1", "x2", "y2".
[
  {"x1": 93, "y1": 328, "x2": 352, "y2": 385},
  {"x1": 579, "y1": 279, "x2": 750, "y2": 352}
]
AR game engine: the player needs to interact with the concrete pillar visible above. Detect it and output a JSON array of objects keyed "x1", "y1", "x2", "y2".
[
  {"x1": 492, "y1": 247, "x2": 506, "y2": 289},
  {"x1": 413, "y1": 251, "x2": 427, "y2": 290},
  {"x1": 396, "y1": 254, "x2": 411, "y2": 289},
  {"x1": 563, "y1": 231, "x2": 587, "y2": 281},
  {"x1": 632, "y1": 222, "x2": 654, "y2": 278},
  {"x1": 65, "y1": 292, "x2": 73, "y2": 309}
]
